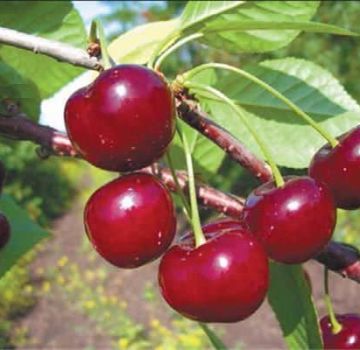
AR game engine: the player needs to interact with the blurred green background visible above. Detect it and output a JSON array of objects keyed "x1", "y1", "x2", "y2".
[{"x1": 0, "y1": 1, "x2": 359, "y2": 348}]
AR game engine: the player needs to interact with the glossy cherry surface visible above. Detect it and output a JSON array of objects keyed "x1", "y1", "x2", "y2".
[
  {"x1": 0, "y1": 213, "x2": 10, "y2": 249},
  {"x1": 84, "y1": 173, "x2": 176, "y2": 268},
  {"x1": 309, "y1": 126, "x2": 360, "y2": 210},
  {"x1": 65, "y1": 65, "x2": 175, "y2": 171},
  {"x1": 320, "y1": 314, "x2": 360, "y2": 349},
  {"x1": 243, "y1": 176, "x2": 336, "y2": 264},
  {"x1": 159, "y1": 221, "x2": 269, "y2": 323}
]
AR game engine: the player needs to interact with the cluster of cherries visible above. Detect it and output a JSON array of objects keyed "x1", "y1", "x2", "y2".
[
  {"x1": 0, "y1": 162, "x2": 11, "y2": 251},
  {"x1": 64, "y1": 64, "x2": 360, "y2": 348}
]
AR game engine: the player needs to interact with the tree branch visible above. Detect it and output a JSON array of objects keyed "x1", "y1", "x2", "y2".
[
  {"x1": 0, "y1": 108, "x2": 358, "y2": 283},
  {"x1": 0, "y1": 27, "x2": 102, "y2": 71},
  {"x1": 0, "y1": 29, "x2": 358, "y2": 283},
  {"x1": 175, "y1": 91, "x2": 273, "y2": 182}
]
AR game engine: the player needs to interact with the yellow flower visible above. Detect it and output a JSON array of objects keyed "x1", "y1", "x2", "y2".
[
  {"x1": 150, "y1": 318, "x2": 160, "y2": 328},
  {"x1": 42, "y1": 281, "x2": 51, "y2": 293},
  {"x1": 84, "y1": 300, "x2": 96, "y2": 309},
  {"x1": 118, "y1": 338, "x2": 129, "y2": 349},
  {"x1": 57, "y1": 256, "x2": 69, "y2": 268}
]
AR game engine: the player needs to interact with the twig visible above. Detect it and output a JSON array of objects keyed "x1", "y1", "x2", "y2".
[
  {"x1": 0, "y1": 110, "x2": 358, "y2": 283},
  {"x1": 0, "y1": 27, "x2": 102, "y2": 71},
  {"x1": 175, "y1": 92, "x2": 273, "y2": 182}
]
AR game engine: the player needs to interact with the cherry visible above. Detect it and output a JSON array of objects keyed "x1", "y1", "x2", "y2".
[
  {"x1": 242, "y1": 176, "x2": 336, "y2": 264},
  {"x1": 0, "y1": 213, "x2": 10, "y2": 249},
  {"x1": 65, "y1": 64, "x2": 175, "y2": 172},
  {"x1": 158, "y1": 220, "x2": 269, "y2": 323},
  {"x1": 320, "y1": 314, "x2": 360, "y2": 349},
  {"x1": 84, "y1": 173, "x2": 176, "y2": 268},
  {"x1": 309, "y1": 126, "x2": 360, "y2": 210}
]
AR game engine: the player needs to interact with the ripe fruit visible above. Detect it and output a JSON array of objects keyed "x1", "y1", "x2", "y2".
[
  {"x1": 320, "y1": 314, "x2": 360, "y2": 349},
  {"x1": 309, "y1": 126, "x2": 360, "y2": 210},
  {"x1": 243, "y1": 176, "x2": 336, "y2": 264},
  {"x1": 0, "y1": 213, "x2": 10, "y2": 249},
  {"x1": 158, "y1": 220, "x2": 269, "y2": 323},
  {"x1": 65, "y1": 65, "x2": 175, "y2": 172},
  {"x1": 84, "y1": 173, "x2": 176, "y2": 268}
]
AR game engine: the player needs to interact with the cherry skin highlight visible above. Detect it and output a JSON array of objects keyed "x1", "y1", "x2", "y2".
[
  {"x1": 243, "y1": 176, "x2": 336, "y2": 264},
  {"x1": 65, "y1": 64, "x2": 175, "y2": 172},
  {"x1": 84, "y1": 173, "x2": 176, "y2": 268},
  {"x1": 320, "y1": 314, "x2": 360, "y2": 349},
  {"x1": 158, "y1": 221, "x2": 269, "y2": 323},
  {"x1": 309, "y1": 126, "x2": 360, "y2": 210},
  {"x1": 0, "y1": 213, "x2": 10, "y2": 250}
]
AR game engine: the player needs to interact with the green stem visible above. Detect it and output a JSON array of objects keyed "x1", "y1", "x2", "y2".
[
  {"x1": 147, "y1": 32, "x2": 179, "y2": 70},
  {"x1": 165, "y1": 151, "x2": 192, "y2": 223},
  {"x1": 90, "y1": 20, "x2": 115, "y2": 69},
  {"x1": 183, "y1": 63, "x2": 339, "y2": 148},
  {"x1": 324, "y1": 268, "x2": 342, "y2": 334},
  {"x1": 154, "y1": 33, "x2": 203, "y2": 71},
  {"x1": 184, "y1": 81, "x2": 284, "y2": 187},
  {"x1": 199, "y1": 323, "x2": 228, "y2": 350},
  {"x1": 178, "y1": 127, "x2": 206, "y2": 247}
]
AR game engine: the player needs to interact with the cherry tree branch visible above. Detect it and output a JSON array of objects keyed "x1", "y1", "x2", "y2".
[
  {"x1": 0, "y1": 27, "x2": 102, "y2": 71},
  {"x1": 175, "y1": 90, "x2": 273, "y2": 182},
  {"x1": 0, "y1": 30, "x2": 358, "y2": 283},
  {"x1": 0, "y1": 112, "x2": 358, "y2": 284}
]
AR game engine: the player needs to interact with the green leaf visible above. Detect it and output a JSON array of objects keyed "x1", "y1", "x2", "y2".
[
  {"x1": 168, "y1": 119, "x2": 225, "y2": 179},
  {"x1": 108, "y1": 19, "x2": 180, "y2": 65},
  {"x1": 188, "y1": 58, "x2": 360, "y2": 168},
  {"x1": 180, "y1": 1, "x2": 245, "y2": 31},
  {"x1": 180, "y1": 1, "x2": 319, "y2": 53},
  {"x1": 0, "y1": 62, "x2": 41, "y2": 118},
  {"x1": 0, "y1": 194, "x2": 48, "y2": 278},
  {"x1": 0, "y1": 1, "x2": 87, "y2": 114},
  {"x1": 268, "y1": 263, "x2": 322, "y2": 350},
  {"x1": 203, "y1": 20, "x2": 358, "y2": 37}
]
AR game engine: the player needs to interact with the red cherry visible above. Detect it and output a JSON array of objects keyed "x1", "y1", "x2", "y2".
[
  {"x1": 309, "y1": 126, "x2": 360, "y2": 210},
  {"x1": 158, "y1": 222, "x2": 269, "y2": 323},
  {"x1": 0, "y1": 213, "x2": 10, "y2": 249},
  {"x1": 84, "y1": 173, "x2": 176, "y2": 268},
  {"x1": 320, "y1": 314, "x2": 360, "y2": 349},
  {"x1": 243, "y1": 176, "x2": 336, "y2": 264},
  {"x1": 65, "y1": 65, "x2": 175, "y2": 171}
]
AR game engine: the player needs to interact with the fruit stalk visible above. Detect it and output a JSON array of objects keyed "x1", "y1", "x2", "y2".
[{"x1": 175, "y1": 90, "x2": 273, "y2": 182}]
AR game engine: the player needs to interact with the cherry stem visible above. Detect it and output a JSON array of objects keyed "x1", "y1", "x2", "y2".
[
  {"x1": 183, "y1": 63, "x2": 339, "y2": 148},
  {"x1": 183, "y1": 81, "x2": 285, "y2": 188},
  {"x1": 154, "y1": 33, "x2": 203, "y2": 71},
  {"x1": 199, "y1": 323, "x2": 228, "y2": 350},
  {"x1": 177, "y1": 124, "x2": 206, "y2": 247},
  {"x1": 90, "y1": 20, "x2": 115, "y2": 69},
  {"x1": 324, "y1": 267, "x2": 343, "y2": 334},
  {"x1": 165, "y1": 151, "x2": 192, "y2": 222}
]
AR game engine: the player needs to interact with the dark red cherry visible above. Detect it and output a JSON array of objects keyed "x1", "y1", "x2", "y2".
[
  {"x1": 158, "y1": 223, "x2": 269, "y2": 323},
  {"x1": 65, "y1": 65, "x2": 175, "y2": 172},
  {"x1": 320, "y1": 314, "x2": 360, "y2": 349},
  {"x1": 0, "y1": 213, "x2": 10, "y2": 249},
  {"x1": 243, "y1": 176, "x2": 336, "y2": 264},
  {"x1": 84, "y1": 173, "x2": 176, "y2": 268},
  {"x1": 309, "y1": 126, "x2": 360, "y2": 210}
]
